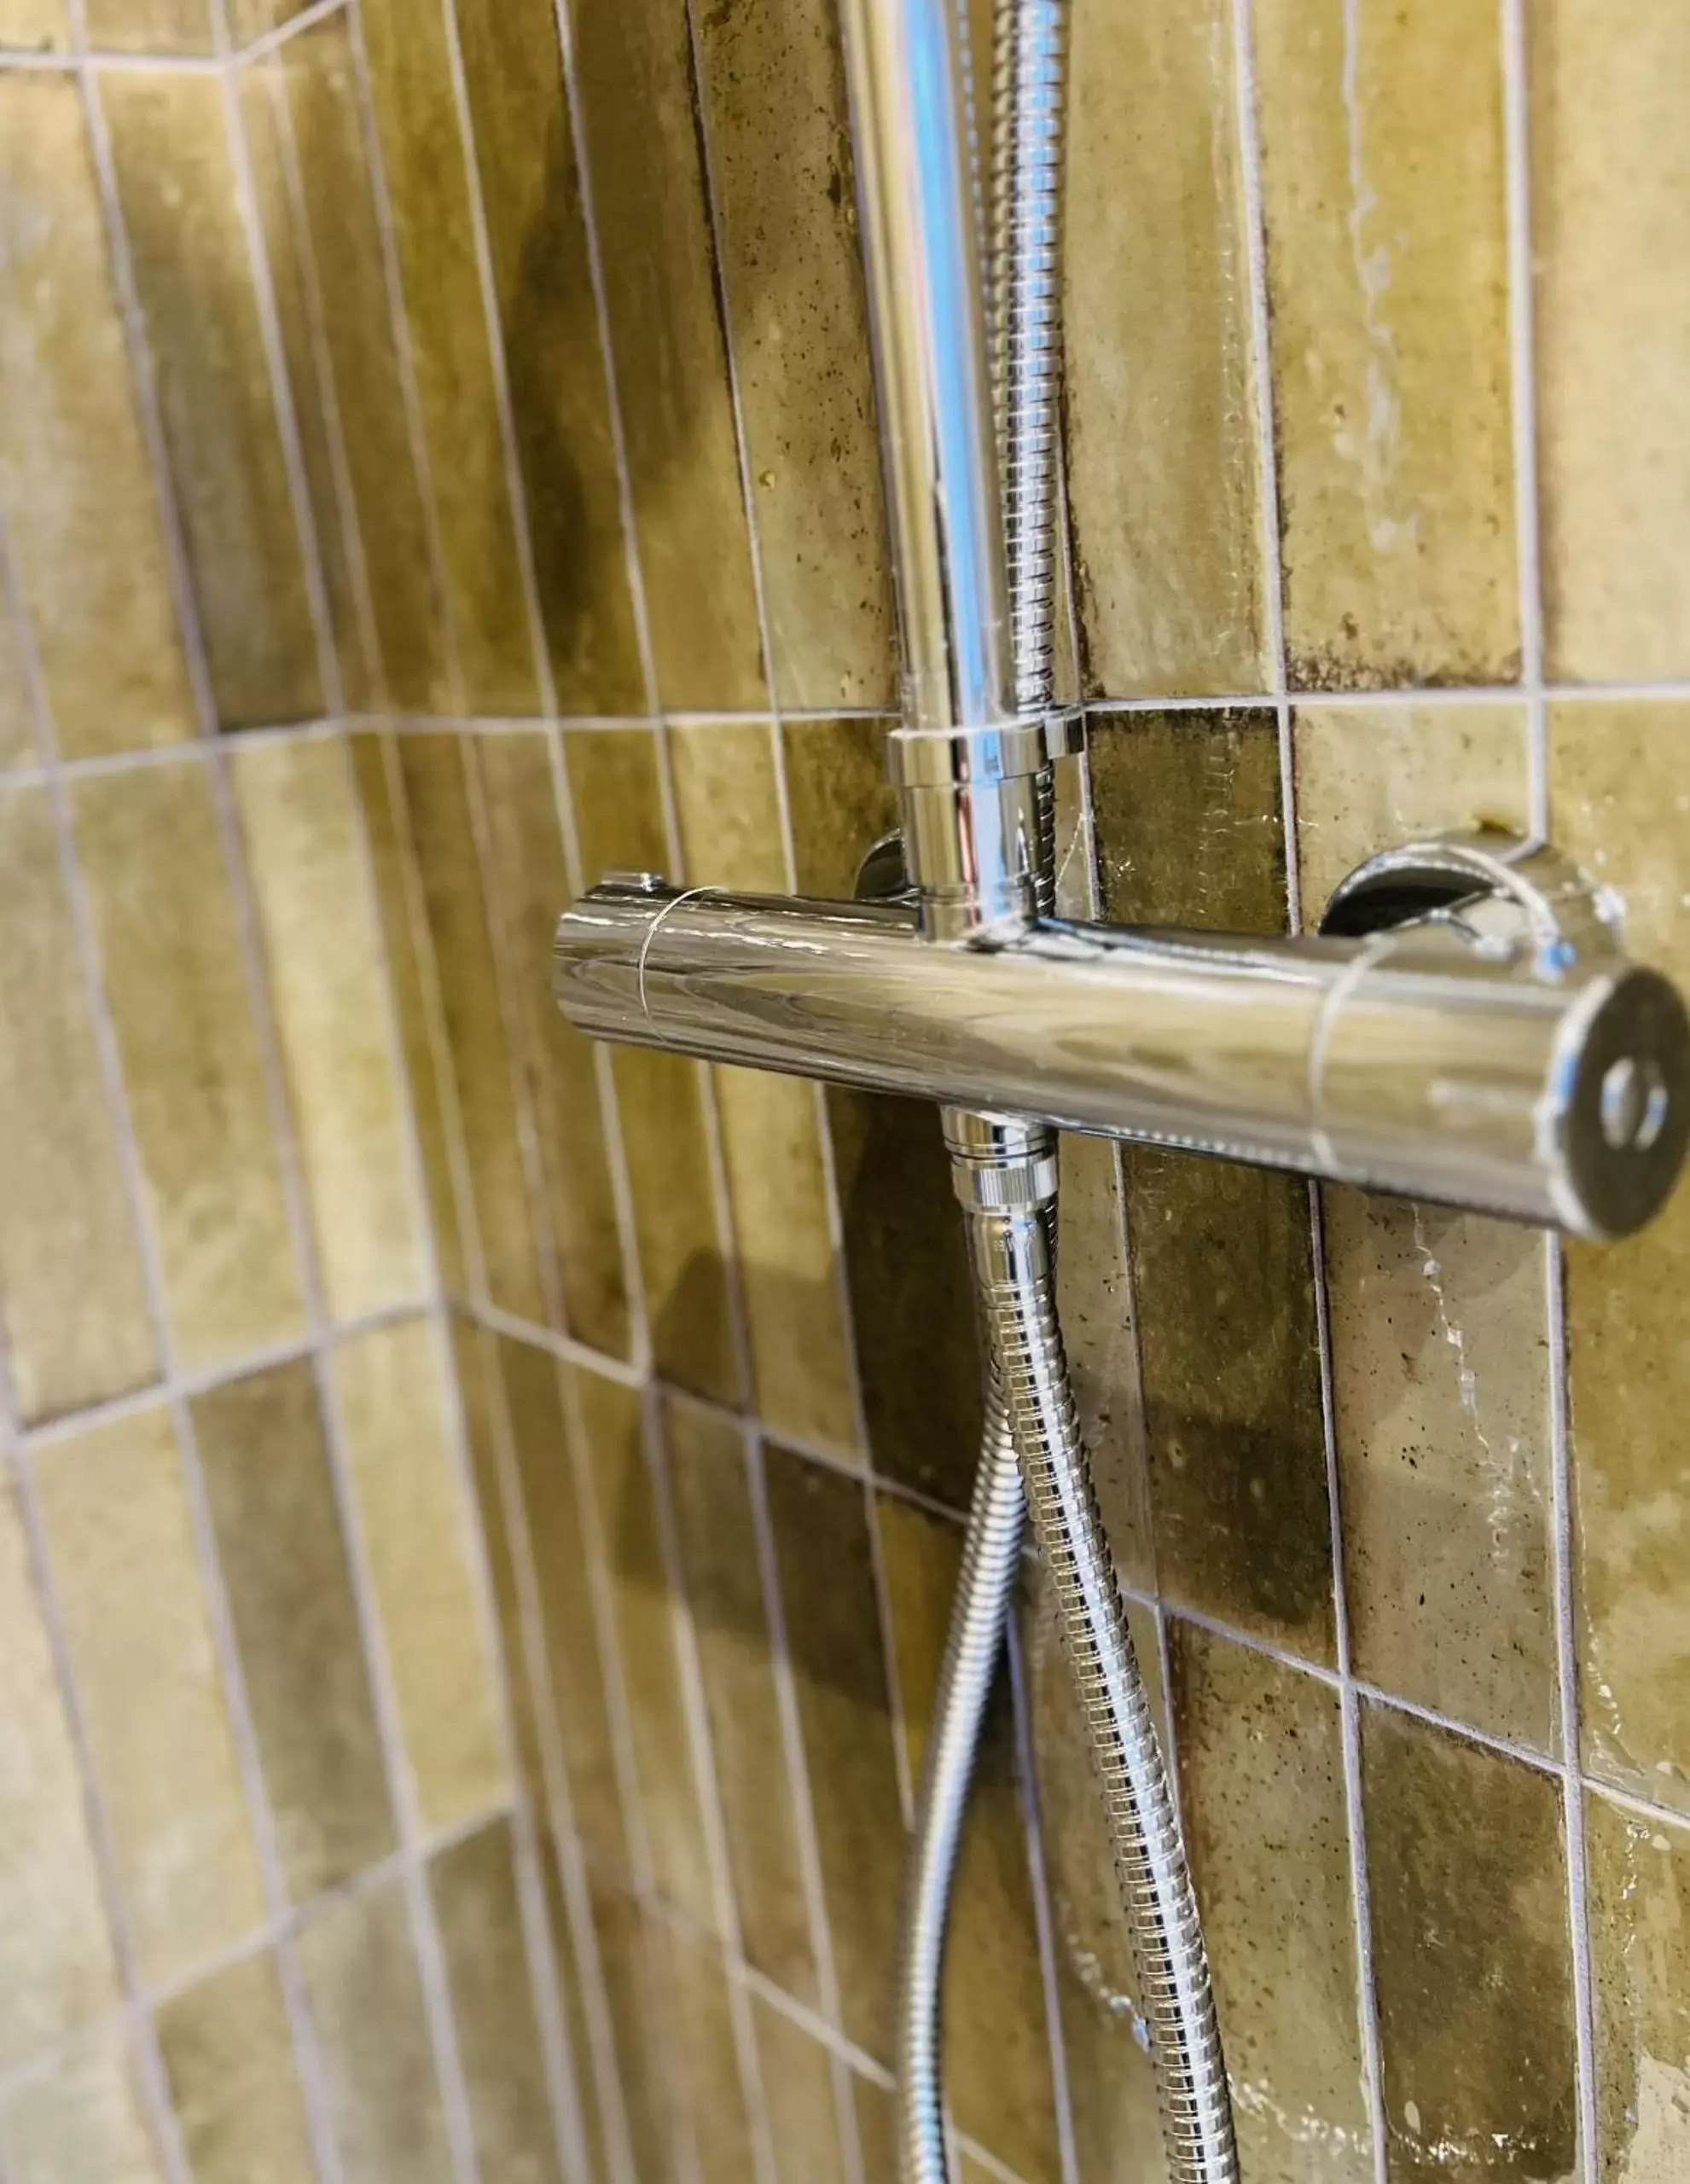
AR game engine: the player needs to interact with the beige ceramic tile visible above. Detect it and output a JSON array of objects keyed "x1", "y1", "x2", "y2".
[
  {"x1": 397, "y1": 731, "x2": 548, "y2": 1325},
  {"x1": 851, "y1": 2072, "x2": 900, "y2": 2182},
  {"x1": 1, "y1": 2037, "x2": 165, "y2": 2184},
  {"x1": 154, "y1": 1951, "x2": 317, "y2": 2184},
  {"x1": 1296, "y1": 701, "x2": 1556, "y2": 1747},
  {"x1": 1362, "y1": 1704, "x2": 1576, "y2": 2181},
  {"x1": 572, "y1": 1364, "x2": 716, "y2": 1932},
  {"x1": 72, "y1": 757, "x2": 305, "y2": 1376},
  {"x1": 763, "y1": 1443, "x2": 906, "y2": 2063},
  {"x1": 668, "y1": 1926, "x2": 757, "y2": 2184},
  {"x1": 1552, "y1": 701, "x2": 1690, "y2": 1811},
  {"x1": 589, "y1": 1876, "x2": 690, "y2": 2184},
  {"x1": 0, "y1": 75, "x2": 195, "y2": 757},
  {"x1": 359, "y1": 0, "x2": 540, "y2": 716},
  {"x1": 0, "y1": 1479, "x2": 120, "y2": 2070},
  {"x1": 0, "y1": 0, "x2": 66, "y2": 49},
  {"x1": 473, "y1": 732, "x2": 630, "y2": 1356},
  {"x1": 296, "y1": 1879, "x2": 456, "y2": 2184},
  {"x1": 452, "y1": 0, "x2": 646, "y2": 717},
  {"x1": 752, "y1": 1995, "x2": 851, "y2": 2184},
  {"x1": 233, "y1": 736, "x2": 428, "y2": 1323},
  {"x1": 665, "y1": 1397, "x2": 818, "y2": 2002},
  {"x1": 531, "y1": 1832, "x2": 609, "y2": 2184},
  {"x1": 102, "y1": 69, "x2": 324, "y2": 729},
  {"x1": 691, "y1": 0, "x2": 896, "y2": 710},
  {"x1": 1252, "y1": 0, "x2": 1519, "y2": 690},
  {"x1": 0, "y1": 565, "x2": 39, "y2": 767},
  {"x1": 1091, "y1": 711, "x2": 1334, "y2": 1661},
  {"x1": 331, "y1": 1318, "x2": 508, "y2": 1830},
  {"x1": 32, "y1": 1405, "x2": 264, "y2": 1987},
  {"x1": 779, "y1": 716, "x2": 897, "y2": 901},
  {"x1": 430, "y1": 1819, "x2": 563, "y2": 2184},
  {"x1": 192, "y1": 1360, "x2": 396, "y2": 1899},
  {"x1": 1065, "y1": 0, "x2": 1264, "y2": 697},
  {"x1": 1586, "y1": 1791, "x2": 1690, "y2": 2184},
  {"x1": 564, "y1": 0, "x2": 764, "y2": 711},
  {"x1": 83, "y1": 0, "x2": 211, "y2": 48},
  {"x1": 449, "y1": 1319, "x2": 541, "y2": 1793},
  {"x1": 276, "y1": 15, "x2": 448, "y2": 712},
  {"x1": 0, "y1": 788, "x2": 157, "y2": 1424},
  {"x1": 1170, "y1": 1621, "x2": 1370, "y2": 2184},
  {"x1": 877, "y1": 1496, "x2": 1063, "y2": 2180},
  {"x1": 1533, "y1": 0, "x2": 1690, "y2": 682}
]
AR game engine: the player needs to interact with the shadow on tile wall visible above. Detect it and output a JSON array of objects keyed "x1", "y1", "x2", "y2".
[{"x1": 2, "y1": 0, "x2": 1690, "y2": 2180}]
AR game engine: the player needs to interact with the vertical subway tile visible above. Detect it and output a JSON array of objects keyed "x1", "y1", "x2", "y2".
[
  {"x1": 296, "y1": 1879, "x2": 456, "y2": 2184},
  {"x1": 1552, "y1": 700, "x2": 1690, "y2": 1811},
  {"x1": 533, "y1": 1834, "x2": 610, "y2": 2184},
  {"x1": 0, "y1": 788, "x2": 157, "y2": 1424},
  {"x1": 357, "y1": 0, "x2": 539, "y2": 715},
  {"x1": 102, "y1": 69, "x2": 323, "y2": 729},
  {"x1": 668, "y1": 1926, "x2": 757, "y2": 2184},
  {"x1": 0, "y1": 2037, "x2": 165, "y2": 2184},
  {"x1": 276, "y1": 15, "x2": 448, "y2": 712},
  {"x1": 690, "y1": 0, "x2": 896, "y2": 709},
  {"x1": 564, "y1": 0, "x2": 765, "y2": 710},
  {"x1": 1586, "y1": 1791, "x2": 1690, "y2": 2184},
  {"x1": 1065, "y1": 0, "x2": 1264, "y2": 697},
  {"x1": 398, "y1": 731, "x2": 548, "y2": 1324},
  {"x1": 450, "y1": 1318, "x2": 541, "y2": 1792},
  {"x1": 780, "y1": 715, "x2": 897, "y2": 902},
  {"x1": 0, "y1": 570, "x2": 38, "y2": 768},
  {"x1": 192, "y1": 1360, "x2": 396, "y2": 1899},
  {"x1": 851, "y1": 2073, "x2": 901, "y2": 2182},
  {"x1": 877, "y1": 1496, "x2": 1063, "y2": 2181},
  {"x1": 452, "y1": 0, "x2": 647, "y2": 716},
  {"x1": 589, "y1": 1876, "x2": 691, "y2": 2184},
  {"x1": 32, "y1": 1406, "x2": 264, "y2": 1988},
  {"x1": 0, "y1": 1, "x2": 67, "y2": 49},
  {"x1": 0, "y1": 75, "x2": 196, "y2": 757},
  {"x1": 82, "y1": 0, "x2": 212, "y2": 49},
  {"x1": 1252, "y1": 0, "x2": 1519, "y2": 690},
  {"x1": 72, "y1": 757, "x2": 305, "y2": 1376},
  {"x1": 0, "y1": 1478, "x2": 121, "y2": 2070},
  {"x1": 431, "y1": 1818, "x2": 564, "y2": 2184},
  {"x1": 1170, "y1": 1621, "x2": 1370, "y2": 2184},
  {"x1": 1533, "y1": 0, "x2": 1690, "y2": 682},
  {"x1": 572, "y1": 1363, "x2": 715, "y2": 1931},
  {"x1": 763, "y1": 1443, "x2": 906, "y2": 2063},
  {"x1": 154, "y1": 1951, "x2": 317, "y2": 2184},
  {"x1": 473, "y1": 731, "x2": 630, "y2": 1356},
  {"x1": 1362, "y1": 1705, "x2": 1576, "y2": 2181},
  {"x1": 233, "y1": 735, "x2": 428, "y2": 1323},
  {"x1": 331, "y1": 1318, "x2": 507, "y2": 1831},
  {"x1": 1296, "y1": 702, "x2": 1556, "y2": 1749},
  {"x1": 753, "y1": 1996, "x2": 851, "y2": 2184},
  {"x1": 1091, "y1": 710, "x2": 1333, "y2": 1660},
  {"x1": 666, "y1": 1397, "x2": 818, "y2": 2003}
]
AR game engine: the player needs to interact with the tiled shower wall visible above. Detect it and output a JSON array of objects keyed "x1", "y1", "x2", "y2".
[{"x1": 1, "y1": 0, "x2": 1688, "y2": 2181}]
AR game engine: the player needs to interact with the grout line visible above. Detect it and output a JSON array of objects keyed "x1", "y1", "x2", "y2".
[
  {"x1": 1500, "y1": 0, "x2": 1549, "y2": 839},
  {"x1": 0, "y1": 45, "x2": 224, "y2": 73},
  {"x1": 237, "y1": 0, "x2": 348, "y2": 71}
]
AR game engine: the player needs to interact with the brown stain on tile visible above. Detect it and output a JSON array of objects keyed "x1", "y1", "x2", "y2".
[
  {"x1": 0, "y1": 75, "x2": 196, "y2": 757},
  {"x1": 102, "y1": 69, "x2": 324, "y2": 729},
  {"x1": 296, "y1": 1879, "x2": 456, "y2": 2184},
  {"x1": 665, "y1": 1397, "x2": 819, "y2": 2003},
  {"x1": 72, "y1": 757, "x2": 305, "y2": 1374},
  {"x1": 752, "y1": 1994, "x2": 851, "y2": 2184},
  {"x1": 1065, "y1": 0, "x2": 1264, "y2": 698},
  {"x1": 232, "y1": 735, "x2": 428, "y2": 1323},
  {"x1": 330, "y1": 1318, "x2": 508, "y2": 1831},
  {"x1": 358, "y1": 0, "x2": 539, "y2": 715},
  {"x1": 453, "y1": 0, "x2": 647, "y2": 716},
  {"x1": 1252, "y1": 0, "x2": 1519, "y2": 692},
  {"x1": 154, "y1": 1951, "x2": 317, "y2": 2184},
  {"x1": 474, "y1": 712, "x2": 630, "y2": 1358},
  {"x1": 691, "y1": 0, "x2": 896, "y2": 710},
  {"x1": 1170, "y1": 1620, "x2": 1370, "y2": 2184},
  {"x1": 1586, "y1": 1792, "x2": 1690, "y2": 2184},
  {"x1": 0, "y1": 2036, "x2": 165, "y2": 2184},
  {"x1": 1362, "y1": 1705, "x2": 1575, "y2": 2181},
  {"x1": 0, "y1": 1478, "x2": 122, "y2": 2071},
  {"x1": 0, "y1": 787, "x2": 157, "y2": 1424},
  {"x1": 430, "y1": 1817, "x2": 564, "y2": 2184},
  {"x1": 563, "y1": 0, "x2": 764, "y2": 710},
  {"x1": 1532, "y1": 0, "x2": 1690, "y2": 682},
  {"x1": 397, "y1": 730, "x2": 548, "y2": 1324},
  {"x1": 1552, "y1": 701, "x2": 1690, "y2": 1814},
  {"x1": 573, "y1": 1362, "x2": 716, "y2": 1931},
  {"x1": 762, "y1": 1443, "x2": 906, "y2": 2064},
  {"x1": 276, "y1": 16, "x2": 447, "y2": 712},
  {"x1": 82, "y1": 0, "x2": 211, "y2": 49},
  {"x1": 32, "y1": 1404, "x2": 264, "y2": 1988},
  {"x1": 876, "y1": 1496, "x2": 1063, "y2": 2181},
  {"x1": 192, "y1": 1359, "x2": 395, "y2": 1899},
  {"x1": 1092, "y1": 710, "x2": 1333, "y2": 1659}
]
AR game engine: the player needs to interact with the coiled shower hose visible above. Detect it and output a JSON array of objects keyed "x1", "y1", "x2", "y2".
[{"x1": 891, "y1": 1, "x2": 1238, "y2": 2179}]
